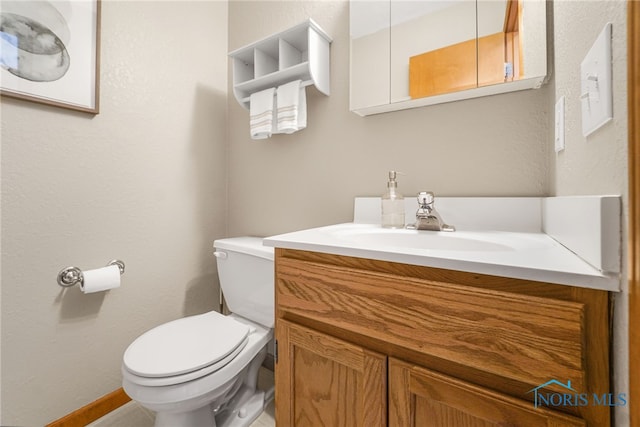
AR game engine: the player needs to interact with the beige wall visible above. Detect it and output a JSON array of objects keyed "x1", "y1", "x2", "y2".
[
  {"x1": 550, "y1": 0, "x2": 629, "y2": 424},
  {"x1": 0, "y1": 0, "x2": 630, "y2": 425},
  {"x1": 0, "y1": 1, "x2": 228, "y2": 425},
  {"x1": 552, "y1": 1, "x2": 627, "y2": 197},
  {"x1": 228, "y1": 0, "x2": 551, "y2": 238}
]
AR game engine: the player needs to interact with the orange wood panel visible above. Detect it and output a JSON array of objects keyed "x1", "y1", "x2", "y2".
[
  {"x1": 479, "y1": 32, "x2": 507, "y2": 86},
  {"x1": 276, "y1": 254, "x2": 586, "y2": 391},
  {"x1": 46, "y1": 388, "x2": 131, "y2": 427},
  {"x1": 275, "y1": 320, "x2": 387, "y2": 426},
  {"x1": 410, "y1": 32, "x2": 507, "y2": 98},
  {"x1": 504, "y1": 0, "x2": 520, "y2": 32},
  {"x1": 389, "y1": 358, "x2": 586, "y2": 427},
  {"x1": 409, "y1": 37, "x2": 477, "y2": 99},
  {"x1": 275, "y1": 248, "x2": 610, "y2": 426}
]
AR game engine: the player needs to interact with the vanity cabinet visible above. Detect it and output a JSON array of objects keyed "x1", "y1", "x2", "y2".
[
  {"x1": 389, "y1": 359, "x2": 585, "y2": 426},
  {"x1": 274, "y1": 249, "x2": 610, "y2": 426},
  {"x1": 276, "y1": 320, "x2": 387, "y2": 425}
]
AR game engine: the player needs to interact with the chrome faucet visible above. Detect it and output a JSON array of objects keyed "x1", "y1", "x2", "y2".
[{"x1": 408, "y1": 192, "x2": 455, "y2": 232}]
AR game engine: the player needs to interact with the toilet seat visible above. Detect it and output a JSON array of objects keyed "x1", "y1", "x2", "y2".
[{"x1": 123, "y1": 311, "x2": 250, "y2": 386}]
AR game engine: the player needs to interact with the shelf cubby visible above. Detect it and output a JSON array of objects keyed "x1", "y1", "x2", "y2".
[{"x1": 229, "y1": 19, "x2": 332, "y2": 109}]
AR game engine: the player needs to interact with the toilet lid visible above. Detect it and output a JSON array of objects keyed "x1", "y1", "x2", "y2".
[{"x1": 123, "y1": 311, "x2": 250, "y2": 378}]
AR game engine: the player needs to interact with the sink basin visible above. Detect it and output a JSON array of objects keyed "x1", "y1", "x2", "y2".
[
  {"x1": 264, "y1": 221, "x2": 620, "y2": 291},
  {"x1": 324, "y1": 225, "x2": 516, "y2": 252}
]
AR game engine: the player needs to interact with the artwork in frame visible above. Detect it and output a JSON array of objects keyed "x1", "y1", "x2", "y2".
[{"x1": 0, "y1": 0, "x2": 101, "y2": 114}]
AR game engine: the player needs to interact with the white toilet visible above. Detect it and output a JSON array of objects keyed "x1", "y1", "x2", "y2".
[{"x1": 122, "y1": 237, "x2": 274, "y2": 427}]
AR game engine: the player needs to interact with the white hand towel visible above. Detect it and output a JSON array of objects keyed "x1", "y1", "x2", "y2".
[
  {"x1": 276, "y1": 80, "x2": 307, "y2": 134},
  {"x1": 250, "y1": 87, "x2": 275, "y2": 140}
]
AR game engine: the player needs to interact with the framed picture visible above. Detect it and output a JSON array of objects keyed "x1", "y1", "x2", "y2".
[{"x1": 0, "y1": 0, "x2": 101, "y2": 114}]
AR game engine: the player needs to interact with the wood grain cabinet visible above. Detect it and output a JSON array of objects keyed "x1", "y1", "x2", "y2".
[
  {"x1": 276, "y1": 320, "x2": 386, "y2": 426},
  {"x1": 274, "y1": 248, "x2": 611, "y2": 426},
  {"x1": 389, "y1": 359, "x2": 585, "y2": 427}
]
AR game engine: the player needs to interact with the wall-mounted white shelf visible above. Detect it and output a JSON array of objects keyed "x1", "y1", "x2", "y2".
[{"x1": 229, "y1": 19, "x2": 332, "y2": 110}]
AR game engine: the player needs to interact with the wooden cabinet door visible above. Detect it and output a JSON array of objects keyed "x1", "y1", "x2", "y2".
[
  {"x1": 389, "y1": 358, "x2": 585, "y2": 427},
  {"x1": 275, "y1": 320, "x2": 387, "y2": 427}
]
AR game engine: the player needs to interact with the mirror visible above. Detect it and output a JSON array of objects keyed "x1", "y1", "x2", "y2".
[{"x1": 350, "y1": 0, "x2": 547, "y2": 116}]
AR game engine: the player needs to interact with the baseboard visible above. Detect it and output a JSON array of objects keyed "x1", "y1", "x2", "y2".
[{"x1": 46, "y1": 388, "x2": 131, "y2": 427}]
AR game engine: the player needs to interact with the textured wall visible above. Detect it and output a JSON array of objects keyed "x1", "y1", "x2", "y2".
[
  {"x1": 0, "y1": 0, "x2": 630, "y2": 425},
  {"x1": 227, "y1": 1, "x2": 629, "y2": 423},
  {"x1": 551, "y1": 1, "x2": 627, "y2": 197},
  {"x1": 227, "y1": 0, "x2": 550, "y2": 237},
  {"x1": 0, "y1": 1, "x2": 228, "y2": 424},
  {"x1": 550, "y1": 1, "x2": 629, "y2": 424}
]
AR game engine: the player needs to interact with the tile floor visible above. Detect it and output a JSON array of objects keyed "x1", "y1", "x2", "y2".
[{"x1": 88, "y1": 368, "x2": 275, "y2": 427}]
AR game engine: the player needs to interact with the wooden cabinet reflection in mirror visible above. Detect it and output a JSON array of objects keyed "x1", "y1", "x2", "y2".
[{"x1": 409, "y1": 0, "x2": 522, "y2": 99}]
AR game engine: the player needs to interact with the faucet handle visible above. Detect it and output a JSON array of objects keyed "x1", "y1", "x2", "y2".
[{"x1": 417, "y1": 191, "x2": 434, "y2": 207}]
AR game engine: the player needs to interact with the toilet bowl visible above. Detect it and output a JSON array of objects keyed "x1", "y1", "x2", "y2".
[{"x1": 122, "y1": 237, "x2": 274, "y2": 427}]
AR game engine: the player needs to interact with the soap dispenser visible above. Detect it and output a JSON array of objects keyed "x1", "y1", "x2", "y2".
[{"x1": 381, "y1": 171, "x2": 405, "y2": 228}]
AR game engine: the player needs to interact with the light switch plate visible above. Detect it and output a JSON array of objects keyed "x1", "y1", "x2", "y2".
[
  {"x1": 580, "y1": 23, "x2": 613, "y2": 137},
  {"x1": 555, "y1": 96, "x2": 565, "y2": 152}
]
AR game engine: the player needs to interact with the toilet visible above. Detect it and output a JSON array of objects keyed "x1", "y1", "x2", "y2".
[{"x1": 122, "y1": 237, "x2": 274, "y2": 427}]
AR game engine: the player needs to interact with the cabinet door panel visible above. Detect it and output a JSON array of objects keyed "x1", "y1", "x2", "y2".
[
  {"x1": 389, "y1": 358, "x2": 585, "y2": 427},
  {"x1": 276, "y1": 320, "x2": 387, "y2": 427}
]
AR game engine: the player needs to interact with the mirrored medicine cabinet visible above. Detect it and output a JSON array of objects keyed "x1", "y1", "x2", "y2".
[{"x1": 350, "y1": 0, "x2": 547, "y2": 116}]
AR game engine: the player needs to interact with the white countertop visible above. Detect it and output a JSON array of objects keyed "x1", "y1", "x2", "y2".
[{"x1": 263, "y1": 222, "x2": 620, "y2": 292}]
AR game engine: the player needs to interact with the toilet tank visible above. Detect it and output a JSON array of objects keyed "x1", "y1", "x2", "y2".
[{"x1": 213, "y1": 237, "x2": 274, "y2": 328}]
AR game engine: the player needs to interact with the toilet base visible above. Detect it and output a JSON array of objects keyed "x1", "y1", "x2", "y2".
[
  {"x1": 154, "y1": 386, "x2": 273, "y2": 427},
  {"x1": 214, "y1": 385, "x2": 271, "y2": 427},
  {"x1": 151, "y1": 346, "x2": 271, "y2": 427},
  {"x1": 155, "y1": 404, "x2": 216, "y2": 427},
  {"x1": 213, "y1": 345, "x2": 273, "y2": 427},
  {"x1": 154, "y1": 385, "x2": 273, "y2": 427}
]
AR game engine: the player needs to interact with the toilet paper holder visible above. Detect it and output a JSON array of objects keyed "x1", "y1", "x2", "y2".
[{"x1": 57, "y1": 260, "x2": 125, "y2": 288}]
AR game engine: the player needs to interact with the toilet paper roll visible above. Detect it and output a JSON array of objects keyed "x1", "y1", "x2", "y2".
[{"x1": 80, "y1": 265, "x2": 121, "y2": 294}]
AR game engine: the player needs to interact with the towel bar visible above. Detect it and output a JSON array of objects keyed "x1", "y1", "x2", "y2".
[{"x1": 239, "y1": 79, "x2": 314, "y2": 104}]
